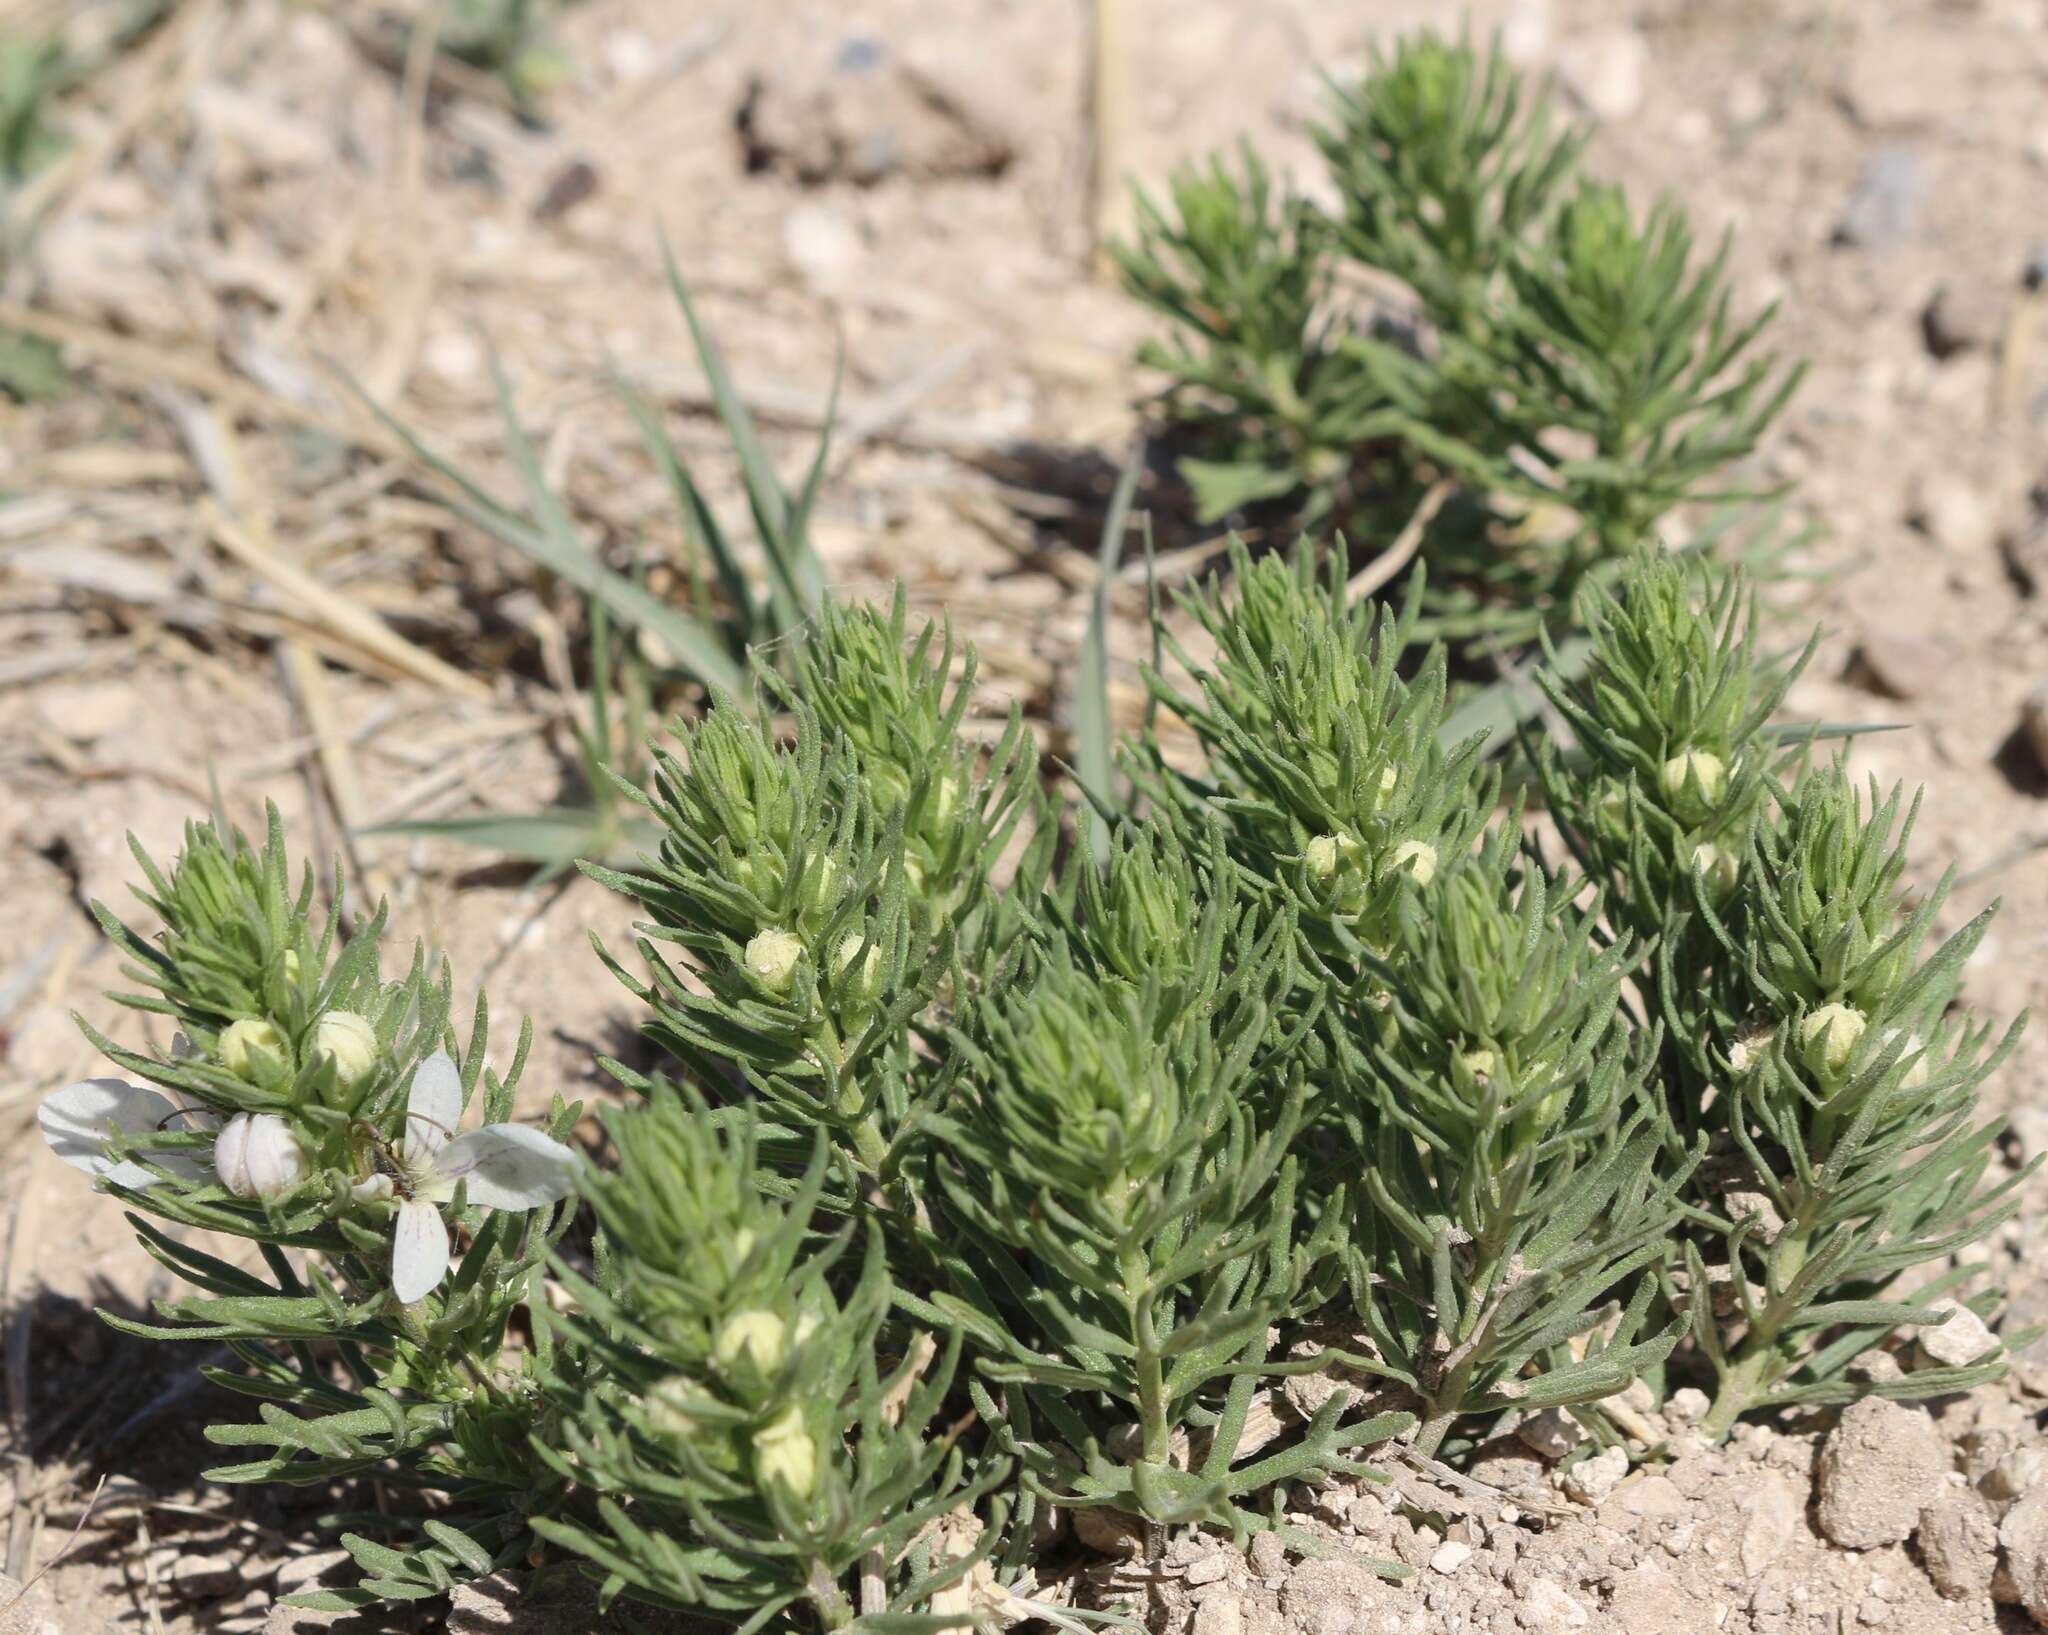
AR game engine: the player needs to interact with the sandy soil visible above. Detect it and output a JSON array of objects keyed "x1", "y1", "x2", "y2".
[{"x1": 3, "y1": 0, "x2": 2048, "y2": 1630}]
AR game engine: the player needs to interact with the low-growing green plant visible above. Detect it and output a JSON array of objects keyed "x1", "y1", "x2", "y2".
[
  {"x1": 1530, "y1": 556, "x2": 2034, "y2": 1432},
  {"x1": 39, "y1": 808, "x2": 586, "y2": 1603},
  {"x1": 1114, "y1": 30, "x2": 1804, "y2": 646},
  {"x1": 46, "y1": 540, "x2": 2030, "y2": 1624}
]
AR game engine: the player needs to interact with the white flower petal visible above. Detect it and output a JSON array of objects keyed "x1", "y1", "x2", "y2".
[
  {"x1": 432, "y1": 1124, "x2": 581, "y2": 1212},
  {"x1": 403, "y1": 1050, "x2": 464, "y2": 1167},
  {"x1": 391, "y1": 1198, "x2": 451, "y2": 1304},
  {"x1": 39, "y1": 1078, "x2": 193, "y2": 1189}
]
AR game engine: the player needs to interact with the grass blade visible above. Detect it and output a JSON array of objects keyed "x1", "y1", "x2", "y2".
[
  {"x1": 1076, "y1": 446, "x2": 1144, "y2": 855},
  {"x1": 345, "y1": 367, "x2": 752, "y2": 698}
]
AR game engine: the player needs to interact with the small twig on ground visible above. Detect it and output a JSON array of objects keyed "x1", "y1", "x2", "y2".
[
  {"x1": 1346, "y1": 480, "x2": 1455, "y2": 602},
  {"x1": 1, "y1": 1474, "x2": 106, "y2": 1614}
]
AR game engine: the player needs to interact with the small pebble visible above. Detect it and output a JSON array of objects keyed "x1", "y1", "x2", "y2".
[
  {"x1": 1562, "y1": 1445, "x2": 1629, "y2": 1505},
  {"x1": 1835, "y1": 146, "x2": 1924, "y2": 251},
  {"x1": 1916, "y1": 1299, "x2": 1999, "y2": 1368},
  {"x1": 1429, "y1": 1539, "x2": 1473, "y2": 1575}
]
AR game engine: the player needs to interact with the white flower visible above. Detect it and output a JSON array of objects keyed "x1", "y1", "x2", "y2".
[
  {"x1": 39, "y1": 1078, "x2": 210, "y2": 1190},
  {"x1": 214, "y1": 1112, "x2": 307, "y2": 1200},
  {"x1": 385, "y1": 1051, "x2": 581, "y2": 1304}
]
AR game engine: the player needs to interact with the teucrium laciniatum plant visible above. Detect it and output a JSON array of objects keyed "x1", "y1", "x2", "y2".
[
  {"x1": 33, "y1": 40, "x2": 2023, "y2": 1612},
  {"x1": 43, "y1": 540, "x2": 2030, "y2": 1619},
  {"x1": 1115, "y1": 30, "x2": 1804, "y2": 649}
]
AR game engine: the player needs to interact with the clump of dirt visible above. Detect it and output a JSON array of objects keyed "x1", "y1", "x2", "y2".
[{"x1": 1109, "y1": 1380, "x2": 2045, "y2": 1635}]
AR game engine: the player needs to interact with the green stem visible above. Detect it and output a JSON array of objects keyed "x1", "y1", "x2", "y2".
[
  {"x1": 1121, "y1": 1244, "x2": 1169, "y2": 1465},
  {"x1": 1701, "y1": 1222, "x2": 1812, "y2": 1441},
  {"x1": 807, "y1": 1565, "x2": 853, "y2": 1633},
  {"x1": 1701, "y1": 1348, "x2": 1771, "y2": 1442},
  {"x1": 1410, "y1": 1351, "x2": 1476, "y2": 1462},
  {"x1": 849, "y1": 1113, "x2": 888, "y2": 1174}
]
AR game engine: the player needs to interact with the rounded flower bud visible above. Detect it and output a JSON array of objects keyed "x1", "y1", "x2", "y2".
[
  {"x1": 1390, "y1": 839, "x2": 1437, "y2": 887},
  {"x1": 312, "y1": 1010, "x2": 380, "y2": 1099},
  {"x1": 1881, "y1": 1026, "x2": 1932, "y2": 1091},
  {"x1": 1458, "y1": 1048, "x2": 1497, "y2": 1084},
  {"x1": 831, "y1": 933, "x2": 883, "y2": 1008},
  {"x1": 214, "y1": 1112, "x2": 307, "y2": 1200},
  {"x1": 1307, "y1": 833, "x2": 1369, "y2": 912},
  {"x1": 1799, "y1": 1002, "x2": 1867, "y2": 1078},
  {"x1": 1660, "y1": 749, "x2": 1728, "y2": 814},
  {"x1": 281, "y1": 948, "x2": 302, "y2": 985},
  {"x1": 928, "y1": 771, "x2": 963, "y2": 834},
  {"x1": 753, "y1": 1405, "x2": 818, "y2": 1500},
  {"x1": 1727, "y1": 1022, "x2": 1774, "y2": 1078},
  {"x1": 1690, "y1": 841, "x2": 1739, "y2": 895},
  {"x1": 219, "y1": 1018, "x2": 287, "y2": 1082},
  {"x1": 802, "y1": 854, "x2": 840, "y2": 917},
  {"x1": 744, "y1": 929, "x2": 806, "y2": 995},
  {"x1": 646, "y1": 1376, "x2": 699, "y2": 1440},
  {"x1": 716, "y1": 1309, "x2": 789, "y2": 1374}
]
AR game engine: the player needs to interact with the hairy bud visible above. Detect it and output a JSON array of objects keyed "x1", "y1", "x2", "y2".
[
  {"x1": 752, "y1": 1406, "x2": 818, "y2": 1500},
  {"x1": 214, "y1": 1112, "x2": 307, "y2": 1200},
  {"x1": 1799, "y1": 1002, "x2": 1867, "y2": 1078},
  {"x1": 312, "y1": 1010, "x2": 380, "y2": 1101},
  {"x1": 219, "y1": 1018, "x2": 288, "y2": 1082},
  {"x1": 744, "y1": 929, "x2": 806, "y2": 995},
  {"x1": 1390, "y1": 839, "x2": 1438, "y2": 886},
  {"x1": 716, "y1": 1309, "x2": 789, "y2": 1375},
  {"x1": 1660, "y1": 749, "x2": 1728, "y2": 819}
]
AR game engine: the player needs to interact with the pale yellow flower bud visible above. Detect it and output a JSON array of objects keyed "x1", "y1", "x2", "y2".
[
  {"x1": 1305, "y1": 834, "x2": 1341, "y2": 880},
  {"x1": 646, "y1": 1376, "x2": 698, "y2": 1440},
  {"x1": 744, "y1": 929, "x2": 805, "y2": 995},
  {"x1": 930, "y1": 771, "x2": 963, "y2": 832},
  {"x1": 1391, "y1": 839, "x2": 1437, "y2": 887},
  {"x1": 832, "y1": 933, "x2": 882, "y2": 1002},
  {"x1": 1881, "y1": 1027, "x2": 1931, "y2": 1091},
  {"x1": 219, "y1": 1018, "x2": 287, "y2": 1081},
  {"x1": 1660, "y1": 749, "x2": 1727, "y2": 810},
  {"x1": 312, "y1": 1010, "x2": 380, "y2": 1096},
  {"x1": 282, "y1": 949, "x2": 302, "y2": 984},
  {"x1": 753, "y1": 1406, "x2": 817, "y2": 1499},
  {"x1": 716, "y1": 1309, "x2": 789, "y2": 1374},
  {"x1": 1727, "y1": 1022, "x2": 1774, "y2": 1078},
  {"x1": 1799, "y1": 1002, "x2": 1867, "y2": 1078},
  {"x1": 1458, "y1": 1048, "x2": 1497, "y2": 1083},
  {"x1": 1690, "y1": 841, "x2": 1739, "y2": 894}
]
